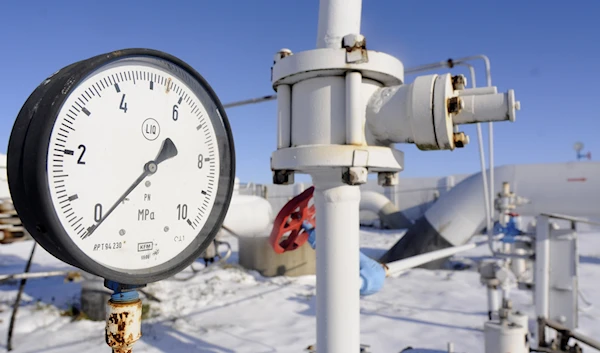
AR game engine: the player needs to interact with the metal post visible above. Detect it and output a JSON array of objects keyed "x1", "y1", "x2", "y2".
[
  {"x1": 534, "y1": 215, "x2": 550, "y2": 340},
  {"x1": 316, "y1": 0, "x2": 362, "y2": 49},
  {"x1": 312, "y1": 170, "x2": 361, "y2": 353}
]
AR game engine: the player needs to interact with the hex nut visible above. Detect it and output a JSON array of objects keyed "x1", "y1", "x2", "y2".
[
  {"x1": 451, "y1": 75, "x2": 467, "y2": 90},
  {"x1": 447, "y1": 96, "x2": 465, "y2": 115},
  {"x1": 453, "y1": 132, "x2": 469, "y2": 148},
  {"x1": 273, "y1": 48, "x2": 293, "y2": 63}
]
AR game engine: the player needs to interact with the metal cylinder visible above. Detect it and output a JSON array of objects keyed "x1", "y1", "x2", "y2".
[
  {"x1": 453, "y1": 91, "x2": 516, "y2": 125},
  {"x1": 312, "y1": 170, "x2": 361, "y2": 353},
  {"x1": 316, "y1": 0, "x2": 362, "y2": 49},
  {"x1": 487, "y1": 285, "x2": 500, "y2": 318},
  {"x1": 510, "y1": 242, "x2": 528, "y2": 280},
  {"x1": 291, "y1": 77, "x2": 346, "y2": 146},
  {"x1": 277, "y1": 85, "x2": 292, "y2": 149},
  {"x1": 484, "y1": 321, "x2": 528, "y2": 353},
  {"x1": 508, "y1": 311, "x2": 530, "y2": 336},
  {"x1": 346, "y1": 71, "x2": 364, "y2": 145},
  {"x1": 106, "y1": 297, "x2": 142, "y2": 353}
]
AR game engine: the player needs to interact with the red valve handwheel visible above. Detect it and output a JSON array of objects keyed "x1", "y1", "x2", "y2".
[{"x1": 269, "y1": 186, "x2": 315, "y2": 254}]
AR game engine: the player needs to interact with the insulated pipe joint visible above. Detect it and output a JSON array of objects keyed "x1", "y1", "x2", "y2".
[
  {"x1": 366, "y1": 73, "x2": 520, "y2": 151},
  {"x1": 366, "y1": 74, "x2": 458, "y2": 150}
]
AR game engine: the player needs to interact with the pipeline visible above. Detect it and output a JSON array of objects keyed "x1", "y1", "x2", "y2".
[
  {"x1": 380, "y1": 162, "x2": 600, "y2": 268},
  {"x1": 360, "y1": 191, "x2": 412, "y2": 229}
]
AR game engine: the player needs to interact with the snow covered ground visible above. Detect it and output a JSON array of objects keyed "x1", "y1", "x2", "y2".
[{"x1": 0, "y1": 228, "x2": 598, "y2": 353}]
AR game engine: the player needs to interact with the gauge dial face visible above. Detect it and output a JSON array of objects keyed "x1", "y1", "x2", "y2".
[{"x1": 46, "y1": 57, "x2": 221, "y2": 271}]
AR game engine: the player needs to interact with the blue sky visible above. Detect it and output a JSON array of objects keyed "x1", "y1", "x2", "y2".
[{"x1": 1, "y1": 0, "x2": 598, "y2": 184}]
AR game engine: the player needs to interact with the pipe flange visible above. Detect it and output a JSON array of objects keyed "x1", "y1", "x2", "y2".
[
  {"x1": 433, "y1": 74, "x2": 456, "y2": 150},
  {"x1": 271, "y1": 48, "x2": 404, "y2": 89},
  {"x1": 271, "y1": 145, "x2": 404, "y2": 173}
]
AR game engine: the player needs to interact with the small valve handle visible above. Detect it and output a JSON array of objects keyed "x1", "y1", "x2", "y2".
[{"x1": 269, "y1": 186, "x2": 315, "y2": 254}]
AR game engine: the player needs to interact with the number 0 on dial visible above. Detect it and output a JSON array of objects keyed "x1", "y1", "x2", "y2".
[{"x1": 7, "y1": 48, "x2": 235, "y2": 285}]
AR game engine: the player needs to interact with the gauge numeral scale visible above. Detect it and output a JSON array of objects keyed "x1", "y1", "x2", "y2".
[{"x1": 7, "y1": 48, "x2": 235, "y2": 285}]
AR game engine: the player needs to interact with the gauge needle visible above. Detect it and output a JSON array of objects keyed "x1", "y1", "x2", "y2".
[{"x1": 82, "y1": 138, "x2": 178, "y2": 239}]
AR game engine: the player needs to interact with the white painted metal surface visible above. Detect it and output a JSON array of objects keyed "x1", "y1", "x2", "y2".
[
  {"x1": 221, "y1": 194, "x2": 273, "y2": 236},
  {"x1": 316, "y1": 0, "x2": 361, "y2": 49},
  {"x1": 454, "y1": 90, "x2": 519, "y2": 124},
  {"x1": 548, "y1": 228, "x2": 579, "y2": 329},
  {"x1": 313, "y1": 170, "x2": 361, "y2": 353},
  {"x1": 346, "y1": 71, "x2": 364, "y2": 145},
  {"x1": 386, "y1": 242, "x2": 482, "y2": 276},
  {"x1": 483, "y1": 321, "x2": 528, "y2": 353},
  {"x1": 268, "y1": 1, "x2": 521, "y2": 350}
]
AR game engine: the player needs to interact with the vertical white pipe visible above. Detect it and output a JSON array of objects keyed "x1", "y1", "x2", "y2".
[
  {"x1": 316, "y1": 0, "x2": 362, "y2": 49},
  {"x1": 346, "y1": 71, "x2": 363, "y2": 145},
  {"x1": 312, "y1": 170, "x2": 361, "y2": 353},
  {"x1": 535, "y1": 215, "x2": 550, "y2": 321},
  {"x1": 487, "y1": 286, "x2": 499, "y2": 317},
  {"x1": 277, "y1": 85, "x2": 291, "y2": 149}
]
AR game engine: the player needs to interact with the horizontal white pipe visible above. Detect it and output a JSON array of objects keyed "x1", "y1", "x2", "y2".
[
  {"x1": 457, "y1": 87, "x2": 497, "y2": 96},
  {"x1": 386, "y1": 241, "x2": 485, "y2": 276},
  {"x1": 360, "y1": 191, "x2": 412, "y2": 229},
  {"x1": 346, "y1": 71, "x2": 363, "y2": 145},
  {"x1": 277, "y1": 85, "x2": 291, "y2": 149},
  {"x1": 0, "y1": 270, "x2": 71, "y2": 282},
  {"x1": 454, "y1": 91, "x2": 517, "y2": 125}
]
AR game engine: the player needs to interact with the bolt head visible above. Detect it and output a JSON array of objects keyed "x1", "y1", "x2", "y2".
[
  {"x1": 377, "y1": 172, "x2": 399, "y2": 186},
  {"x1": 272, "y1": 170, "x2": 294, "y2": 185},
  {"x1": 273, "y1": 48, "x2": 293, "y2": 63},
  {"x1": 342, "y1": 34, "x2": 366, "y2": 48},
  {"x1": 342, "y1": 167, "x2": 368, "y2": 185}
]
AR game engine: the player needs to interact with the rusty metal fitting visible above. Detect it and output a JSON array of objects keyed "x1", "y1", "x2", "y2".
[
  {"x1": 453, "y1": 132, "x2": 469, "y2": 148},
  {"x1": 272, "y1": 169, "x2": 295, "y2": 185},
  {"x1": 273, "y1": 48, "x2": 293, "y2": 63},
  {"x1": 342, "y1": 167, "x2": 368, "y2": 185},
  {"x1": 447, "y1": 96, "x2": 465, "y2": 115},
  {"x1": 342, "y1": 34, "x2": 368, "y2": 64},
  {"x1": 106, "y1": 298, "x2": 142, "y2": 353},
  {"x1": 342, "y1": 34, "x2": 366, "y2": 49},
  {"x1": 451, "y1": 75, "x2": 467, "y2": 90}
]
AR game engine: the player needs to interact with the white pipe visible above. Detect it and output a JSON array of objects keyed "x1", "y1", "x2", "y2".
[
  {"x1": 312, "y1": 170, "x2": 361, "y2": 353},
  {"x1": 346, "y1": 71, "x2": 363, "y2": 145},
  {"x1": 386, "y1": 241, "x2": 483, "y2": 276},
  {"x1": 456, "y1": 63, "x2": 493, "y2": 255},
  {"x1": 535, "y1": 215, "x2": 550, "y2": 321},
  {"x1": 487, "y1": 286, "x2": 500, "y2": 317},
  {"x1": 277, "y1": 85, "x2": 291, "y2": 149},
  {"x1": 453, "y1": 91, "x2": 517, "y2": 124},
  {"x1": 316, "y1": 0, "x2": 362, "y2": 49},
  {"x1": 360, "y1": 190, "x2": 412, "y2": 229}
]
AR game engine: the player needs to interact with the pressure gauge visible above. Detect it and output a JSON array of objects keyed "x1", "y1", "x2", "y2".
[{"x1": 7, "y1": 48, "x2": 235, "y2": 285}]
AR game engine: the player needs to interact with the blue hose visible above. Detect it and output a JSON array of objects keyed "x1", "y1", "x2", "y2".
[{"x1": 302, "y1": 221, "x2": 386, "y2": 296}]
